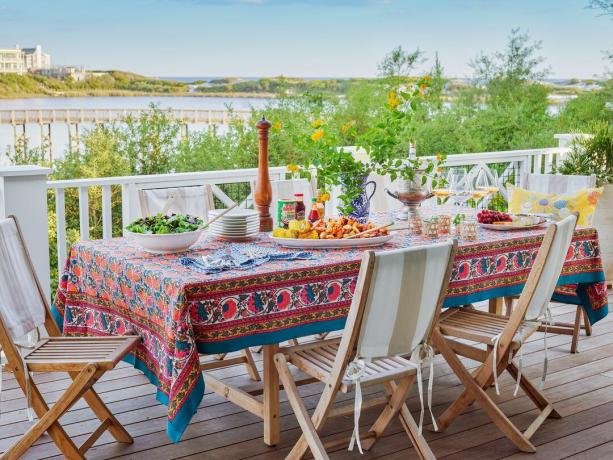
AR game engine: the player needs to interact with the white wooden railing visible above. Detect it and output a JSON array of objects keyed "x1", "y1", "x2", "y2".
[
  {"x1": 46, "y1": 166, "x2": 288, "y2": 275},
  {"x1": 45, "y1": 145, "x2": 573, "y2": 278},
  {"x1": 0, "y1": 134, "x2": 580, "y2": 295}
]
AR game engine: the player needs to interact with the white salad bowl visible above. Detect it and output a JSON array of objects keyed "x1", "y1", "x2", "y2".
[{"x1": 125, "y1": 228, "x2": 204, "y2": 253}]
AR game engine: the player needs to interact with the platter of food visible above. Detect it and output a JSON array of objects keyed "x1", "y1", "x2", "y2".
[
  {"x1": 477, "y1": 210, "x2": 547, "y2": 231},
  {"x1": 270, "y1": 217, "x2": 394, "y2": 248}
]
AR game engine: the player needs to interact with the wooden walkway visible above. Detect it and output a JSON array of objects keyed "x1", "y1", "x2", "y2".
[{"x1": 1, "y1": 295, "x2": 612, "y2": 459}]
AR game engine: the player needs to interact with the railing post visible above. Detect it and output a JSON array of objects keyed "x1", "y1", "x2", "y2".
[
  {"x1": 0, "y1": 166, "x2": 53, "y2": 300},
  {"x1": 255, "y1": 117, "x2": 273, "y2": 232}
]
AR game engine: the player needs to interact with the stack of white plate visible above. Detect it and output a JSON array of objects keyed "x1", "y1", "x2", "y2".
[{"x1": 208, "y1": 209, "x2": 260, "y2": 240}]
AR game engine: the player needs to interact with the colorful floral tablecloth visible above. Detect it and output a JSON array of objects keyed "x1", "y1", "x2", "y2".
[{"x1": 51, "y1": 225, "x2": 608, "y2": 442}]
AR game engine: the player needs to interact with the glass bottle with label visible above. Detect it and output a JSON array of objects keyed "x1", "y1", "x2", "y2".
[
  {"x1": 294, "y1": 193, "x2": 305, "y2": 221},
  {"x1": 308, "y1": 198, "x2": 320, "y2": 223}
]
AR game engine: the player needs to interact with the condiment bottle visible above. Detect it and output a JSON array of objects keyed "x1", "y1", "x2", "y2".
[
  {"x1": 308, "y1": 198, "x2": 320, "y2": 223},
  {"x1": 294, "y1": 193, "x2": 305, "y2": 221}
]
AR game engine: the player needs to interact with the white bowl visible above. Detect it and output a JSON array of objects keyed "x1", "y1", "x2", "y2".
[{"x1": 126, "y1": 229, "x2": 204, "y2": 253}]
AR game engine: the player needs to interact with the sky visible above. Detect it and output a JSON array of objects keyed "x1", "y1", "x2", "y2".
[{"x1": 0, "y1": 0, "x2": 611, "y2": 79}]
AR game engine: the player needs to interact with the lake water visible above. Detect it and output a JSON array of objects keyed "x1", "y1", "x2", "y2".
[{"x1": 0, "y1": 96, "x2": 270, "y2": 164}]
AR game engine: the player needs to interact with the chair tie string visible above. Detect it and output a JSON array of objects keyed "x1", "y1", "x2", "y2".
[
  {"x1": 10, "y1": 327, "x2": 40, "y2": 422},
  {"x1": 412, "y1": 343, "x2": 438, "y2": 434},
  {"x1": 540, "y1": 306, "x2": 553, "y2": 390},
  {"x1": 490, "y1": 333, "x2": 503, "y2": 396},
  {"x1": 346, "y1": 359, "x2": 366, "y2": 454}
]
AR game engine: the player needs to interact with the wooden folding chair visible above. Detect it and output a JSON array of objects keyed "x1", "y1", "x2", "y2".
[
  {"x1": 139, "y1": 185, "x2": 261, "y2": 381},
  {"x1": 275, "y1": 240, "x2": 457, "y2": 460},
  {"x1": 0, "y1": 215, "x2": 140, "y2": 459},
  {"x1": 503, "y1": 176, "x2": 598, "y2": 353},
  {"x1": 432, "y1": 214, "x2": 578, "y2": 453}
]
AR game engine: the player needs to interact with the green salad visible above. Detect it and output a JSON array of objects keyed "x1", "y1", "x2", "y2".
[{"x1": 126, "y1": 214, "x2": 203, "y2": 234}]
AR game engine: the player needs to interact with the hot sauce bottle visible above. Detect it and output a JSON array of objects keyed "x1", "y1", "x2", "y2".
[{"x1": 308, "y1": 198, "x2": 320, "y2": 223}]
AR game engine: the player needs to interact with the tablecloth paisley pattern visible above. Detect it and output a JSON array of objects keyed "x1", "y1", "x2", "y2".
[{"x1": 52, "y1": 225, "x2": 608, "y2": 442}]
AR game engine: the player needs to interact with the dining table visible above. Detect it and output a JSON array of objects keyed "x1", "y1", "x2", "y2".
[{"x1": 51, "y1": 218, "x2": 609, "y2": 445}]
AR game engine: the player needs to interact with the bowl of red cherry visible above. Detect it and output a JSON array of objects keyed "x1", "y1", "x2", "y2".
[{"x1": 477, "y1": 210, "x2": 546, "y2": 231}]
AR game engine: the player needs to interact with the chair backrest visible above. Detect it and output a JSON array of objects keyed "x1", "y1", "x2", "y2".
[
  {"x1": 139, "y1": 185, "x2": 215, "y2": 222},
  {"x1": 523, "y1": 173, "x2": 596, "y2": 195},
  {"x1": 0, "y1": 217, "x2": 48, "y2": 343},
  {"x1": 251, "y1": 179, "x2": 315, "y2": 226},
  {"x1": 522, "y1": 214, "x2": 577, "y2": 321},
  {"x1": 340, "y1": 241, "x2": 456, "y2": 362}
]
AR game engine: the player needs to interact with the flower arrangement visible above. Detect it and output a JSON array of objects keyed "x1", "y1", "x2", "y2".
[
  {"x1": 361, "y1": 75, "x2": 445, "y2": 189},
  {"x1": 296, "y1": 75, "x2": 445, "y2": 216}
]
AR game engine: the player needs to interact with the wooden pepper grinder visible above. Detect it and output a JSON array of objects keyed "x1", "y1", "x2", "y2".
[{"x1": 255, "y1": 117, "x2": 273, "y2": 232}]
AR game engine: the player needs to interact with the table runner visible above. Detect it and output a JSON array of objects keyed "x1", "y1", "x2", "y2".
[{"x1": 51, "y1": 226, "x2": 608, "y2": 442}]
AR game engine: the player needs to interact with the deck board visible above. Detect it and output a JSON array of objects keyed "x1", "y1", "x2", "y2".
[{"x1": 2, "y1": 296, "x2": 612, "y2": 459}]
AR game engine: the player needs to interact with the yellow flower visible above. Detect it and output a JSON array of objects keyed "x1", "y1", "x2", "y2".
[
  {"x1": 420, "y1": 83, "x2": 428, "y2": 91},
  {"x1": 436, "y1": 153, "x2": 443, "y2": 161},
  {"x1": 437, "y1": 166, "x2": 444, "y2": 173},
  {"x1": 273, "y1": 121, "x2": 282, "y2": 130},
  {"x1": 341, "y1": 120, "x2": 354, "y2": 133},
  {"x1": 424, "y1": 75, "x2": 431, "y2": 81},
  {"x1": 319, "y1": 193, "x2": 330, "y2": 202},
  {"x1": 387, "y1": 91, "x2": 399, "y2": 108},
  {"x1": 311, "y1": 118, "x2": 324, "y2": 128},
  {"x1": 310, "y1": 129, "x2": 325, "y2": 142},
  {"x1": 287, "y1": 164, "x2": 301, "y2": 173}
]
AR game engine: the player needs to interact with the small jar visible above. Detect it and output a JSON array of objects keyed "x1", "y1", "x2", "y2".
[
  {"x1": 460, "y1": 220, "x2": 478, "y2": 241},
  {"x1": 422, "y1": 217, "x2": 440, "y2": 239},
  {"x1": 437, "y1": 214, "x2": 451, "y2": 235},
  {"x1": 408, "y1": 215, "x2": 422, "y2": 235}
]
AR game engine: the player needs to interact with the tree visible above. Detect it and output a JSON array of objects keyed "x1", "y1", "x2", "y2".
[
  {"x1": 587, "y1": 1, "x2": 613, "y2": 74},
  {"x1": 470, "y1": 28, "x2": 549, "y2": 86},
  {"x1": 377, "y1": 46, "x2": 425, "y2": 86},
  {"x1": 588, "y1": 0, "x2": 613, "y2": 15}
]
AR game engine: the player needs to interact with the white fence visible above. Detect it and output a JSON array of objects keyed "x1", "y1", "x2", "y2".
[
  {"x1": 47, "y1": 166, "x2": 288, "y2": 276},
  {"x1": 0, "y1": 135, "x2": 579, "y2": 294}
]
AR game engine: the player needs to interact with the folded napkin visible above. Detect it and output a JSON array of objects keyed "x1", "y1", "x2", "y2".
[{"x1": 181, "y1": 244, "x2": 315, "y2": 274}]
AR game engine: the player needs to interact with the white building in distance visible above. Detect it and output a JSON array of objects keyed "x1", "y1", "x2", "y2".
[{"x1": 0, "y1": 45, "x2": 51, "y2": 74}]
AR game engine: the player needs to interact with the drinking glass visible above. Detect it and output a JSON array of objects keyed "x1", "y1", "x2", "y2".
[
  {"x1": 473, "y1": 169, "x2": 491, "y2": 207},
  {"x1": 448, "y1": 168, "x2": 471, "y2": 209}
]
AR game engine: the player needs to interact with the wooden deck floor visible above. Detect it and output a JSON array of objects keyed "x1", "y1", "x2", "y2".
[{"x1": 2, "y1": 295, "x2": 612, "y2": 460}]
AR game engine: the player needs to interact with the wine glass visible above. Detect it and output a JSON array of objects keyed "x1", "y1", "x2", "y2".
[
  {"x1": 473, "y1": 169, "x2": 492, "y2": 208},
  {"x1": 448, "y1": 168, "x2": 471, "y2": 210},
  {"x1": 432, "y1": 168, "x2": 451, "y2": 203}
]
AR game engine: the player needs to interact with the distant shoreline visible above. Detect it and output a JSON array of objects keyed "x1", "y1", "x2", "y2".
[{"x1": 0, "y1": 91, "x2": 277, "y2": 99}]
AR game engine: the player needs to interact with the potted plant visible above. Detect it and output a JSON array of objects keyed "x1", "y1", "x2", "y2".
[
  {"x1": 302, "y1": 118, "x2": 374, "y2": 219},
  {"x1": 359, "y1": 76, "x2": 446, "y2": 218}
]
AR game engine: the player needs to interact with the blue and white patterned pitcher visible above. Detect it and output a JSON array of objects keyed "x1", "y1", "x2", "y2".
[{"x1": 348, "y1": 178, "x2": 377, "y2": 223}]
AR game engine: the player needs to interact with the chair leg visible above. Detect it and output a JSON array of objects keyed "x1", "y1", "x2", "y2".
[
  {"x1": 582, "y1": 308, "x2": 592, "y2": 336},
  {"x1": 388, "y1": 381, "x2": 435, "y2": 460},
  {"x1": 285, "y1": 370, "x2": 338, "y2": 460},
  {"x1": 506, "y1": 362, "x2": 561, "y2": 420},
  {"x1": 274, "y1": 354, "x2": 329, "y2": 460},
  {"x1": 79, "y1": 386, "x2": 133, "y2": 443},
  {"x1": 504, "y1": 297, "x2": 515, "y2": 316},
  {"x1": 360, "y1": 376, "x2": 415, "y2": 451},
  {"x1": 5, "y1": 365, "x2": 99, "y2": 460},
  {"x1": 11, "y1": 373, "x2": 83, "y2": 459},
  {"x1": 571, "y1": 306, "x2": 582, "y2": 353},
  {"x1": 242, "y1": 348, "x2": 261, "y2": 381},
  {"x1": 433, "y1": 330, "x2": 536, "y2": 453}
]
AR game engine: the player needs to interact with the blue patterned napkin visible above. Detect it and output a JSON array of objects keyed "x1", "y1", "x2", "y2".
[{"x1": 181, "y1": 244, "x2": 315, "y2": 274}]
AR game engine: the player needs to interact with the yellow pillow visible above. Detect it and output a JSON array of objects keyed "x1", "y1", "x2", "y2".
[{"x1": 508, "y1": 185, "x2": 603, "y2": 226}]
